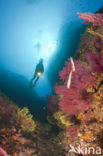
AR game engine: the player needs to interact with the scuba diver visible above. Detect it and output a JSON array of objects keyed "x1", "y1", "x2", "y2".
[{"x1": 29, "y1": 58, "x2": 44, "y2": 88}]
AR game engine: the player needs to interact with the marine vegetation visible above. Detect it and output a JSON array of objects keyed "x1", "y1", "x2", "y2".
[
  {"x1": 47, "y1": 11, "x2": 103, "y2": 156},
  {"x1": 0, "y1": 93, "x2": 66, "y2": 156},
  {"x1": 0, "y1": 93, "x2": 37, "y2": 155},
  {"x1": 17, "y1": 107, "x2": 36, "y2": 132}
]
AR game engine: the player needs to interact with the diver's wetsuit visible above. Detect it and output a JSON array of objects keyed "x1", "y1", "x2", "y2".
[{"x1": 30, "y1": 59, "x2": 44, "y2": 88}]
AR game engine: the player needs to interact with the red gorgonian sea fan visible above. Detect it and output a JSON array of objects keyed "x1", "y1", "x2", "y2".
[
  {"x1": 85, "y1": 52, "x2": 103, "y2": 73},
  {"x1": 54, "y1": 60, "x2": 97, "y2": 114},
  {"x1": 0, "y1": 147, "x2": 10, "y2": 156},
  {"x1": 59, "y1": 60, "x2": 97, "y2": 89},
  {"x1": 77, "y1": 12, "x2": 103, "y2": 26}
]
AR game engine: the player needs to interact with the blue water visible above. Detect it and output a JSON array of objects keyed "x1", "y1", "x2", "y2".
[{"x1": 0, "y1": 0, "x2": 103, "y2": 121}]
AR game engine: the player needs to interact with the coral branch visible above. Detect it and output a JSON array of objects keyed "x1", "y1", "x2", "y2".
[{"x1": 78, "y1": 12, "x2": 103, "y2": 26}]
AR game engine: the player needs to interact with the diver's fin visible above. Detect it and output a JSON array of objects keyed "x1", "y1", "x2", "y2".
[
  {"x1": 29, "y1": 82, "x2": 36, "y2": 88},
  {"x1": 32, "y1": 82, "x2": 36, "y2": 87}
]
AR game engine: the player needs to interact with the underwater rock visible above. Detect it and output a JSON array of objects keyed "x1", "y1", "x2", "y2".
[
  {"x1": 0, "y1": 93, "x2": 38, "y2": 155},
  {"x1": 47, "y1": 10, "x2": 103, "y2": 156}
]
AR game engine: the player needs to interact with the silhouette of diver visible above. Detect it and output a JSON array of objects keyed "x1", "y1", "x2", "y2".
[{"x1": 29, "y1": 58, "x2": 44, "y2": 88}]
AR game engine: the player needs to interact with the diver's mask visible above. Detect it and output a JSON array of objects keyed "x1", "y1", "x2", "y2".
[{"x1": 37, "y1": 72, "x2": 42, "y2": 77}]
